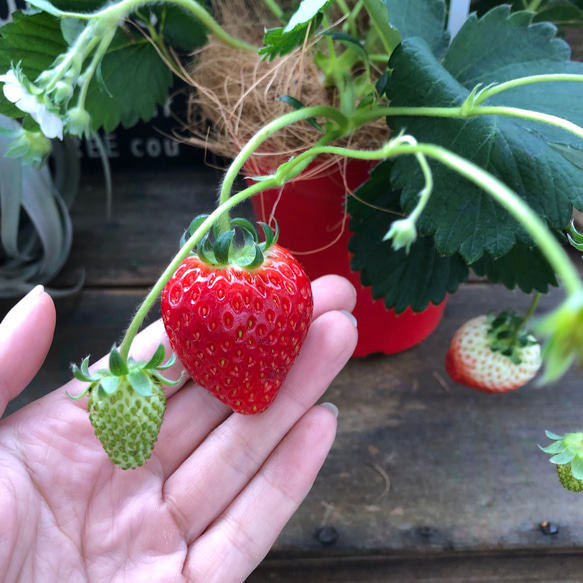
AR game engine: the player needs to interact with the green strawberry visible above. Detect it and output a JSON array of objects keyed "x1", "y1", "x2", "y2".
[
  {"x1": 540, "y1": 430, "x2": 583, "y2": 492},
  {"x1": 71, "y1": 344, "x2": 180, "y2": 470}
]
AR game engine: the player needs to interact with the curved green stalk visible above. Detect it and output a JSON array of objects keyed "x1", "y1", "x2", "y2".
[
  {"x1": 119, "y1": 182, "x2": 269, "y2": 359},
  {"x1": 30, "y1": 0, "x2": 258, "y2": 53},
  {"x1": 217, "y1": 105, "x2": 349, "y2": 232},
  {"x1": 282, "y1": 139, "x2": 583, "y2": 298},
  {"x1": 474, "y1": 74, "x2": 583, "y2": 104}
]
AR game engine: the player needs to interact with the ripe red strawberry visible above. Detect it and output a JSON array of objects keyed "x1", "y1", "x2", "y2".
[
  {"x1": 445, "y1": 311, "x2": 541, "y2": 393},
  {"x1": 161, "y1": 217, "x2": 313, "y2": 414}
]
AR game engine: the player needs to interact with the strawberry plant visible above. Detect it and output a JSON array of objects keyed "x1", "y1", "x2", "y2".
[{"x1": 1, "y1": 0, "x2": 583, "y2": 488}]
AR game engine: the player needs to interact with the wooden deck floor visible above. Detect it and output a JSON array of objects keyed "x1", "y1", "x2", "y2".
[{"x1": 2, "y1": 168, "x2": 583, "y2": 581}]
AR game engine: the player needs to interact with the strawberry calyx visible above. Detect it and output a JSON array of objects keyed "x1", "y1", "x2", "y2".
[
  {"x1": 539, "y1": 430, "x2": 583, "y2": 492},
  {"x1": 180, "y1": 214, "x2": 279, "y2": 270},
  {"x1": 485, "y1": 310, "x2": 539, "y2": 366},
  {"x1": 69, "y1": 344, "x2": 181, "y2": 400}
]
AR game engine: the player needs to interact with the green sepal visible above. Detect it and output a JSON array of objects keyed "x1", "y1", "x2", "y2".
[
  {"x1": 230, "y1": 218, "x2": 259, "y2": 243},
  {"x1": 181, "y1": 214, "x2": 209, "y2": 249},
  {"x1": 71, "y1": 357, "x2": 100, "y2": 383},
  {"x1": 237, "y1": 243, "x2": 264, "y2": 269},
  {"x1": 108, "y1": 345, "x2": 129, "y2": 376},
  {"x1": 151, "y1": 369, "x2": 184, "y2": 387},
  {"x1": 550, "y1": 450, "x2": 576, "y2": 465},
  {"x1": 546, "y1": 430, "x2": 566, "y2": 440},
  {"x1": 157, "y1": 353, "x2": 177, "y2": 371},
  {"x1": 144, "y1": 344, "x2": 166, "y2": 370},
  {"x1": 259, "y1": 220, "x2": 279, "y2": 249},
  {"x1": 99, "y1": 374, "x2": 120, "y2": 395},
  {"x1": 128, "y1": 369, "x2": 153, "y2": 397},
  {"x1": 538, "y1": 441, "x2": 566, "y2": 454},
  {"x1": 568, "y1": 220, "x2": 583, "y2": 251},
  {"x1": 214, "y1": 231, "x2": 235, "y2": 265}
]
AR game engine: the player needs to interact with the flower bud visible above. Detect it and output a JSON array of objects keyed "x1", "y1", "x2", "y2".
[
  {"x1": 52, "y1": 81, "x2": 74, "y2": 104},
  {"x1": 65, "y1": 106, "x2": 92, "y2": 138},
  {"x1": 383, "y1": 217, "x2": 418, "y2": 254},
  {"x1": 5, "y1": 129, "x2": 52, "y2": 165}
]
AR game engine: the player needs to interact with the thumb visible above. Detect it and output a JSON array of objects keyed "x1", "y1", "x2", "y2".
[{"x1": 0, "y1": 286, "x2": 56, "y2": 417}]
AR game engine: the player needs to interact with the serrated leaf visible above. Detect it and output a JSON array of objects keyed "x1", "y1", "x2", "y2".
[
  {"x1": 382, "y1": 0, "x2": 449, "y2": 58},
  {"x1": 84, "y1": 31, "x2": 173, "y2": 132},
  {"x1": 470, "y1": 240, "x2": 559, "y2": 293},
  {"x1": 259, "y1": 10, "x2": 324, "y2": 61},
  {"x1": 128, "y1": 369, "x2": 153, "y2": 397},
  {"x1": 348, "y1": 160, "x2": 469, "y2": 312},
  {"x1": 385, "y1": 7, "x2": 583, "y2": 272}
]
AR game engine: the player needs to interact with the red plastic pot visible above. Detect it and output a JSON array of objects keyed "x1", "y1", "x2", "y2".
[{"x1": 246, "y1": 158, "x2": 447, "y2": 357}]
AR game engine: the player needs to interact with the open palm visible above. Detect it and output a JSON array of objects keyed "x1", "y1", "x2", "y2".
[{"x1": 0, "y1": 276, "x2": 357, "y2": 583}]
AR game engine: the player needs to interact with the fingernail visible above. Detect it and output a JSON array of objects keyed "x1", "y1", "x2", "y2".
[
  {"x1": 340, "y1": 310, "x2": 357, "y2": 327},
  {"x1": 321, "y1": 402, "x2": 339, "y2": 418},
  {"x1": 347, "y1": 280, "x2": 358, "y2": 297}
]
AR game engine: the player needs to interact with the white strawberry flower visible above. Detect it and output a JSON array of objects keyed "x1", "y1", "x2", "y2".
[{"x1": 0, "y1": 69, "x2": 63, "y2": 140}]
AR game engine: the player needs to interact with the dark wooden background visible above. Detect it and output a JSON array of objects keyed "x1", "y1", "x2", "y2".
[{"x1": 2, "y1": 167, "x2": 583, "y2": 582}]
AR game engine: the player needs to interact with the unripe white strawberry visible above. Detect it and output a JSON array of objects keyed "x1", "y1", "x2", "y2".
[{"x1": 445, "y1": 312, "x2": 541, "y2": 393}]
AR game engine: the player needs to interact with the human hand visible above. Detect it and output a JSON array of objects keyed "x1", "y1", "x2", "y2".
[{"x1": 0, "y1": 276, "x2": 357, "y2": 583}]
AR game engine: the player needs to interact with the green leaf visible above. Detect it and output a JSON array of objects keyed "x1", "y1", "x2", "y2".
[
  {"x1": 128, "y1": 369, "x2": 153, "y2": 397},
  {"x1": 154, "y1": 4, "x2": 208, "y2": 51},
  {"x1": 109, "y1": 345, "x2": 128, "y2": 376},
  {"x1": 385, "y1": 7, "x2": 583, "y2": 272},
  {"x1": 362, "y1": 0, "x2": 400, "y2": 53},
  {"x1": 259, "y1": 0, "x2": 329, "y2": 62},
  {"x1": 84, "y1": 30, "x2": 173, "y2": 132},
  {"x1": 0, "y1": 11, "x2": 68, "y2": 117},
  {"x1": 382, "y1": 0, "x2": 449, "y2": 58},
  {"x1": 278, "y1": 95, "x2": 324, "y2": 132},
  {"x1": 470, "y1": 240, "x2": 560, "y2": 294},
  {"x1": 348, "y1": 161, "x2": 469, "y2": 312},
  {"x1": 284, "y1": 0, "x2": 331, "y2": 32}
]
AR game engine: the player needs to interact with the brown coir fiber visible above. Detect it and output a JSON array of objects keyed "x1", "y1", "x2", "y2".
[{"x1": 182, "y1": 0, "x2": 390, "y2": 176}]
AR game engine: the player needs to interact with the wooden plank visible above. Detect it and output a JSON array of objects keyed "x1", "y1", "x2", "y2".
[
  {"x1": 2, "y1": 283, "x2": 583, "y2": 562},
  {"x1": 54, "y1": 168, "x2": 254, "y2": 287},
  {"x1": 250, "y1": 552, "x2": 583, "y2": 582}
]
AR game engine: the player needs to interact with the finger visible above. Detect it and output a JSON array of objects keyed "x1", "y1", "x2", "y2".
[
  {"x1": 184, "y1": 404, "x2": 338, "y2": 583},
  {"x1": 162, "y1": 309, "x2": 357, "y2": 541},
  {"x1": 155, "y1": 275, "x2": 357, "y2": 474},
  {"x1": 0, "y1": 286, "x2": 56, "y2": 416},
  {"x1": 311, "y1": 274, "x2": 357, "y2": 318}
]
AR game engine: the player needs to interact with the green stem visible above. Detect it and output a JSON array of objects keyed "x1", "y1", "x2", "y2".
[
  {"x1": 282, "y1": 140, "x2": 583, "y2": 297},
  {"x1": 335, "y1": 0, "x2": 358, "y2": 37},
  {"x1": 119, "y1": 184, "x2": 264, "y2": 359},
  {"x1": 475, "y1": 74, "x2": 583, "y2": 104},
  {"x1": 33, "y1": 0, "x2": 258, "y2": 53},
  {"x1": 217, "y1": 105, "x2": 349, "y2": 231},
  {"x1": 262, "y1": 0, "x2": 285, "y2": 23},
  {"x1": 520, "y1": 291, "x2": 542, "y2": 329}
]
